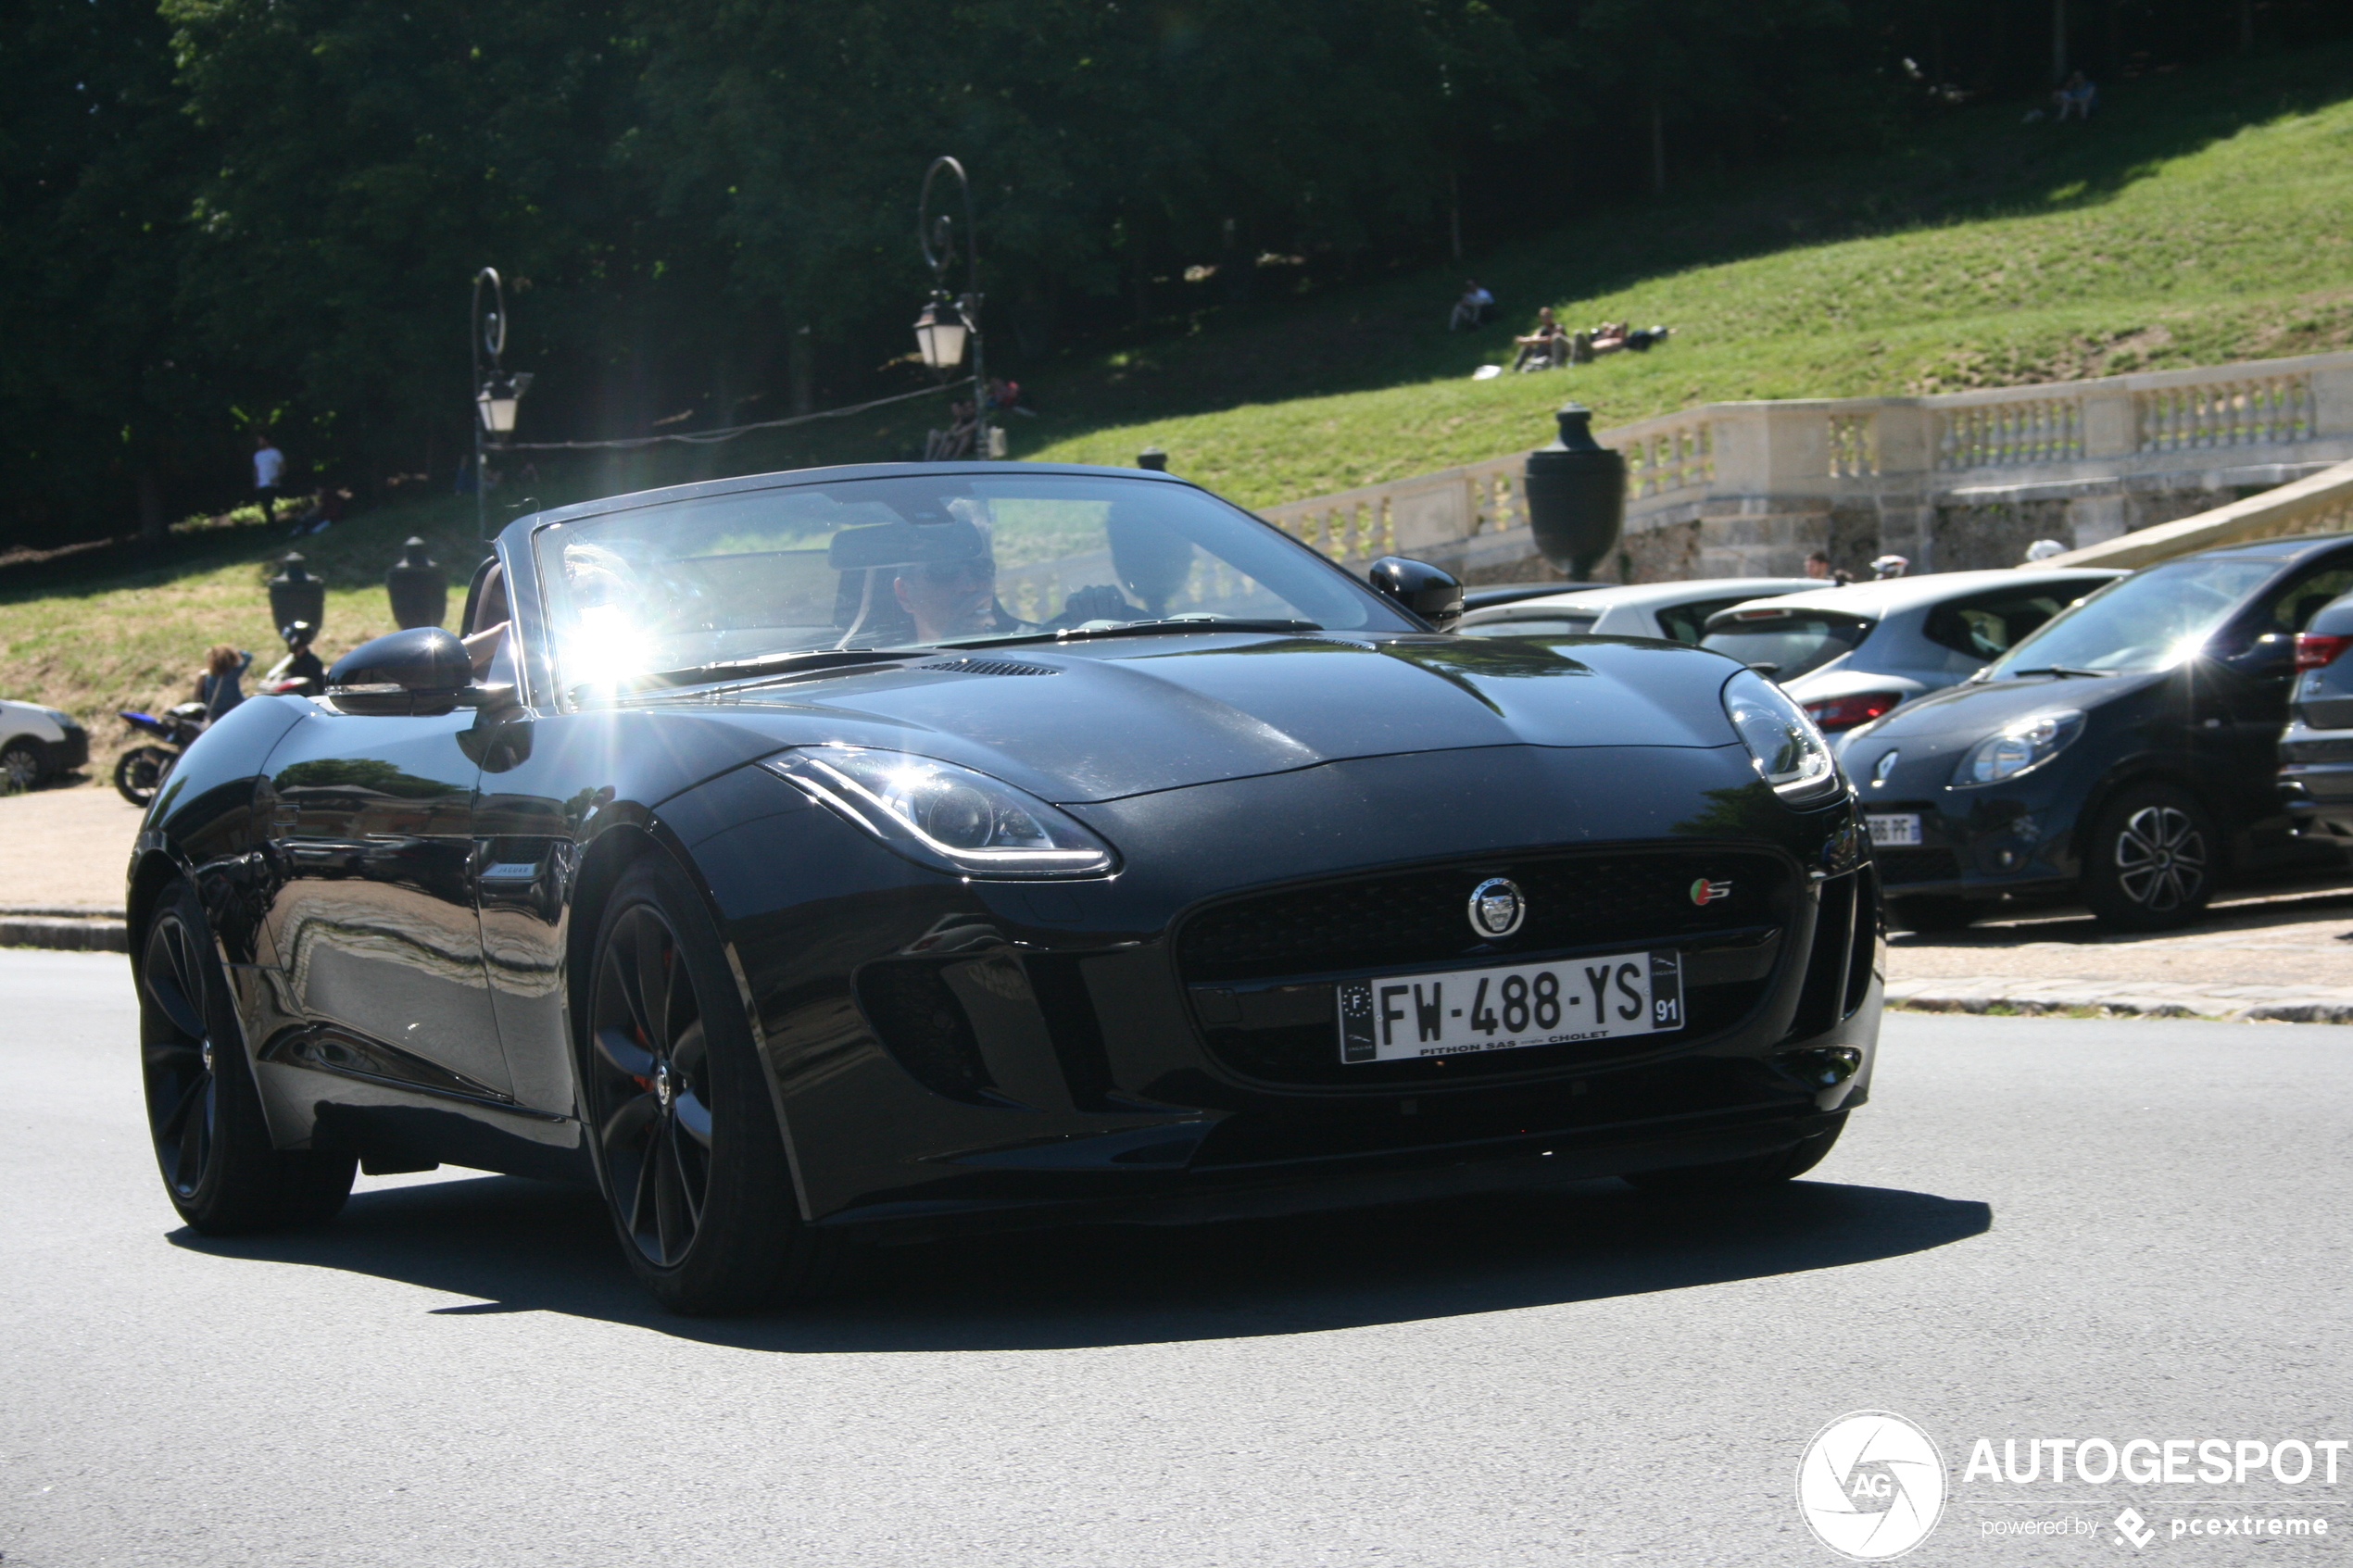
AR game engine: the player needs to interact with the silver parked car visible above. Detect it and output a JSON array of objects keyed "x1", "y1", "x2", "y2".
[
  {"x1": 0, "y1": 697, "x2": 88, "y2": 789},
  {"x1": 1459, "y1": 577, "x2": 1819, "y2": 645},
  {"x1": 1698, "y1": 569, "x2": 2122, "y2": 736}
]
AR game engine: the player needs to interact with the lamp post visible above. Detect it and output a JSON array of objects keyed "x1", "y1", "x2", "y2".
[
  {"x1": 470, "y1": 267, "x2": 532, "y2": 538},
  {"x1": 915, "y1": 157, "x2": 990, "y2": 459}
]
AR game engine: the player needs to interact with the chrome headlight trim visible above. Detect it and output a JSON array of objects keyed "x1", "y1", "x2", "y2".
[
  {"x1": 1949, "y1": 709, "x2": 2086, "y2": 788},
  {"x1": 763, "y1": 746, "x2": 1118, "y2": 880},
  {"x1": 1721, "y1": 670, "x2": 1843, "y2": 807}
]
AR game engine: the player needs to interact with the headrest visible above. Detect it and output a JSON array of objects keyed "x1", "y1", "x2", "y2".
[{"x1": 828, "y1": 519, "x2": 990, "y2": 572}]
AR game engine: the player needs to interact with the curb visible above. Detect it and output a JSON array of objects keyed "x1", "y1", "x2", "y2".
[
  {"x1": 1888, "y1": 983, "x2": 2353, "y2": 1024},
  {"x1": 0, "y1": 906, "x2": 130, "y2": 954}
]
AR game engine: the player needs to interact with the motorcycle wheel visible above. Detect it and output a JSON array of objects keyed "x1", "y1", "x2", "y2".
[{"x1": 115, "y1": 746, "x2": 175, "y2": 806}]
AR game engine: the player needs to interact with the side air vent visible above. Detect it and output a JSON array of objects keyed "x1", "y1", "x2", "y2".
[{"x1": 920, "y1": 658, "x2": 1061, "y2": 677}]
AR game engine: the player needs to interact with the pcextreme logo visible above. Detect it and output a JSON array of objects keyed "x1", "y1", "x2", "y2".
[{"x1": 1798, "y1": 1411, "x2": 1949, "y2": 1561}]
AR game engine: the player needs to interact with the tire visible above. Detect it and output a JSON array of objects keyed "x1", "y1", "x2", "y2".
[
  {"x1": 581, "y1": 854, "x2": 835, "y2": 1314},
  {"x1": 2080, "y1": 782, "x2": 2217, "y2": 933},
  {"x1": 1886, "y1": 895, "x2": 1978, "y2": 934},
  {"x1": 138, "y1": 879, "x2": 355, "y2": 1232},
  {"x1": 1, "y1": 740, "x2": 42, "y2": 792},
  {"x1": 1622, "y1": 1112, "x2": 1848, "y2": 1197},
  {"x1": 115, "y1": 746, "x2": 176, "y2": 806}
]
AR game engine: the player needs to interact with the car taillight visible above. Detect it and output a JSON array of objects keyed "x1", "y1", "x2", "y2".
[
  {"x1": 2295, "y1": 633, "x2": 2353, "y2": 672},
  {"x1": 1803, "y1": 692, "x2": 1902, "y2": 732}
]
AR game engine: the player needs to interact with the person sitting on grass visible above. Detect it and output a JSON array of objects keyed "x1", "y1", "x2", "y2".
[
  {"x1": 1449, "y1": 280, "x2": 1496, "y2": 332},
  {"x1": 2055, "y1": 71, "x2": 2096, "y2": 120},
  {"x1": 1512, "y1": 307, "x2": 1569, "y2": 371}
]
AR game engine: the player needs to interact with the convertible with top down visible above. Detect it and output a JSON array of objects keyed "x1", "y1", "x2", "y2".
[{"x1": 129, "y1": 461, "x2": 1881, "y2": 1313}]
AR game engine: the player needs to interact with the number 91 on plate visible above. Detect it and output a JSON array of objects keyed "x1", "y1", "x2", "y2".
[{"x1": 1338, "y1": 950, "x2": 1683, "y2": 1064}]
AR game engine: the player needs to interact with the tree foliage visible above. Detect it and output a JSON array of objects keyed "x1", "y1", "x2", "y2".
[{"x1": 4, "y1": 0, "x2": 2346, "y2": 546}]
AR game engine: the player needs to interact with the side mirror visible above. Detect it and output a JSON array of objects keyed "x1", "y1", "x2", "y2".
[
  {"x1": 1368, "y1": 556, "x2": 1466, "y2": 633},
  {"x1": 327, "y1": 627, "x2": 482, "y2": 716},
  {"x1": 2230, "y1": 632, "x2": 2297, "y2": 677}
]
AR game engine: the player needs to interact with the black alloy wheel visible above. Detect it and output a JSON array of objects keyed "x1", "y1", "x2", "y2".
[
  {"x1": 2081, "y1": 783, "x2": 2217, "y2": 933},
  {"x1": 582, "y1": 856, "x2": 834, "y2": 1313},
  {"x1": 1621, "y1": 1112, "x2": 1848, "y2": 1197},
  {"x1": 138, "y1": 879, "x2": 355, "y2": 1231},
  {"x1": 1, "y1": 741, "x2": 41, "y2": 792}
]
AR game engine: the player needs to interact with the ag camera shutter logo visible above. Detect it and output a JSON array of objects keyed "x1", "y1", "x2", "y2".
[{"x1": 1797, "y1": 1410, "x2": 1947, "y2": 1560}]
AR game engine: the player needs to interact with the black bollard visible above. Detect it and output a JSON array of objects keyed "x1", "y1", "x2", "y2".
[
  {"x1": 267, "y1": 552, "x2": 326, "y2": 638},
  {"x1": 385, "y1": 537, "x2": 448, "y2": 630},
  {"x1": 1523, "y1": 404, "x2": 1627, "y2": 581}
]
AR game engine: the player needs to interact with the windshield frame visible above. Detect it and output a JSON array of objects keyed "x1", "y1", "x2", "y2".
[
  {"x1": 513, "y1": 463, "x2": 1417, "y2": 709},
  {"x1": 1976, "y1": 556, "x2": 2288, "y2": 681}
]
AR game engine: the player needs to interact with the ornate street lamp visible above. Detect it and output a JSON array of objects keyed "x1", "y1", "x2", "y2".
[
  {"x1": 470, "y1": 267, "x2": 532, "y2": 537},
  {"x1": 916, "y1": 157, "x2": 992, "y2": 459}
]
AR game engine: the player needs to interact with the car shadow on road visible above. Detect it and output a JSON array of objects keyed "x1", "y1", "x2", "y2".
[{"x1": 172, "y1": 1171, "x2": 1990, "y2": 1350}]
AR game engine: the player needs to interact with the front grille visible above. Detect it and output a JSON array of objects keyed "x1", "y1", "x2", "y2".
[
  {"x1": 2284, "y1": 736, "x2": 2353, "y2": 764},
  {"x1": 1176, "y1": 849, "x2": 1790, "y2": 985},
  {"x1": 1177, "y1": 847, "x2": 1795, "y2": 1088},
  {"x1": 1875, "y1": 847, "x2": 1961, "y2": 886}
]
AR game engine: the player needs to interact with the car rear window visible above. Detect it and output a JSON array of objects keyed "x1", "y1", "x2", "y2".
[
  {"x1": 1699, "y1": 610, "x2": 1872, "y2": 679},
  {"x1": 1921, "y1": 589, "x2": 2078, "y2": 661},
  {"x1": 1655, "y1": 596, "x2": 1756, "y2": 646},
  {"x1": 1462, "y1": 613, "x2": 1599, "y2": 639}
]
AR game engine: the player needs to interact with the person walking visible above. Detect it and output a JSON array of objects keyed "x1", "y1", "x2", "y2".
[{"x1": 252, "y1": 433, "x2": 285, "y2": 526}]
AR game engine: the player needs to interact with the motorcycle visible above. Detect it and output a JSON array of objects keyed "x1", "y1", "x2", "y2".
[{"x1": 112, "y1": 702, "x2": 209, "y2": 806}]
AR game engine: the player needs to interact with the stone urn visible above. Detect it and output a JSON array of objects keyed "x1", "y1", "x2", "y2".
[
  {"x1": 385, "y1": 537, "x2": 448, "y2": 630},
  {"x1": 1524, "y1": 403, "x2": 1627, "y2": 580},
  {"x1": 267, "y1": 553, "x2": 326, "y2": 637}
]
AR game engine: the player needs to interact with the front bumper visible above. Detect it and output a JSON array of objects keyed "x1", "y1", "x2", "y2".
[
  {"x1": 685, "y1": 744, "x2": 1883, "y2": 1231},
  {"x1": 1844, "y1": 732, "x2": 2084, "y2": 903}
]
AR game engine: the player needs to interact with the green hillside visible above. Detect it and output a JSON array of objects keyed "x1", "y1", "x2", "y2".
[{"x1": 1013, "y1": 44, "x2": 2353, "y2": 504}]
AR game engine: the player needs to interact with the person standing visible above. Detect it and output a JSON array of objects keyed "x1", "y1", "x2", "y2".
[
  {"x1": 252, "y1": 433, "x2": 285, "y2": 525},
  {"x1": 195, "y1": 644, "x2": 252, "y2": 721}
]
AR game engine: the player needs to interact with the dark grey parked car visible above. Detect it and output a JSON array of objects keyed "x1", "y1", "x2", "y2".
[{"x1": 2280, "y1": 585, "x2": 2353, "y2": 843}]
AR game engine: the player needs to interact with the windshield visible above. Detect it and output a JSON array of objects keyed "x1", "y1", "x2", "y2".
[
  {"x1": 1698, "y1": 611, "x2": 1872, "y2": 680},
  {"x1": 532, "y1": 472, "x2": 1406, "y2": 692},
  {"x1": 1980, "y1": 558, "x2": 2279, "y2": 677}
]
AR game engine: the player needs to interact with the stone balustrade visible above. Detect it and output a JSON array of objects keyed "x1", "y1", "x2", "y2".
[{"x1": 1255, "y1": 349, "x2": 2353, "y2": 582}]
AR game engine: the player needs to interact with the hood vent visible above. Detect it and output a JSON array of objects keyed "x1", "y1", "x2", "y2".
[{"x1": 921, "y1": 658, "x2": 1061, "y2": 677}]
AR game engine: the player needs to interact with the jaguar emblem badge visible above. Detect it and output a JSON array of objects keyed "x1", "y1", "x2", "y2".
[
  {"x1": 1466, "y1": 877, "x2": 1526, "y2": 938},
  {"x1": 1690, "y1": 877, "x2": 1734, "y2": 906}
]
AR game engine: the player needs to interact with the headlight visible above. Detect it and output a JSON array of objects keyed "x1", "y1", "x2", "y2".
[
  {"x1": 1721, "y1": 670, "x2": 1843, "y2": 806},
  {"x1": 42, "y1": 708, "x2": 79, "y2": 729},
  {"x1": 764, "y1": 746, "x2": 1117, "y2": 879},
  {"x1": 1951, "y1": 709, "x2": 2085, "y2": 786}
]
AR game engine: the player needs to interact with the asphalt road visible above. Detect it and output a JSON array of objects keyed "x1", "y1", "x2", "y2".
[{"x1": 5, "y1": 950, "x2": 2347, "y2": 1567}]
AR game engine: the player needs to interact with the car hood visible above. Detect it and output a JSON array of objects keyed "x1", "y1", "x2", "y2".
[
  {"x1": 1853, "y1": 670, "x2": 2158, "y2": 741},
  {"x1": 624, "y1": 631, "x2": 1747, "y2": 805}
]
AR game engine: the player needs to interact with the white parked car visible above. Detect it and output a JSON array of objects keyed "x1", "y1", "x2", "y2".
[
  {"x1": 0, "y1": 698, "x2": 89, "y2": 790},
  {"x1": 1458, "y1": 577, "x2": 1820, "y2": 645},
  {"x1": 1696, "y1": 569, "x2": 2122, "y2": 735}
]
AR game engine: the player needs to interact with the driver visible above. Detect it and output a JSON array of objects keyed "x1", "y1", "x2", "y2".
[{"x1": 888, "y1": 520, "x2": 1131, "y2": 643}]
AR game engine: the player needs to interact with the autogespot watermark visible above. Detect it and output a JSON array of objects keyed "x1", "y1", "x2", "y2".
[{"x1": 1798, "y1": 1413, "x2": 2346, "y2": 1559}]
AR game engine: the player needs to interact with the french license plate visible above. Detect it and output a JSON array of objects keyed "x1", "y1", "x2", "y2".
[
  {"x1": 1338, "y1": 950, "x2": 1683, "y2": 1064},
  {"x1": 1867, "y1": 812, "x2": 1923, "y2": 847}
]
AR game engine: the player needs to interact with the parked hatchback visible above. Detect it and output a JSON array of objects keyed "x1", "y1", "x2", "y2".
[
  {"x1": 1459, "y1": 577, "x2": 1818, "y2": 644},
  {"x1": 1841, "y1": 535, "x2": 2353, "y2": 933},
  {"x1": 2278, "y1": 584, "x2": 2353, "y2": 843},
  {"x1": 0, "y1": 697, "x2": 88, "y2": 790},
  {"x1": 1699, "y1": 570, "x2": 2120, "y2": 735}
]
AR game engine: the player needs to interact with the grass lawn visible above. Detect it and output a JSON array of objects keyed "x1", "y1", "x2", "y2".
[{"x1": 6, "y1": 41, "x2": 2351, "y2": 787}]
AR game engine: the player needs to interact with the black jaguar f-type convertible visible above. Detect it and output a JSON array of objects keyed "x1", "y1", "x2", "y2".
[{"x1": 130, "y1": 462, "x2": 1881, "y2": 1312}]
